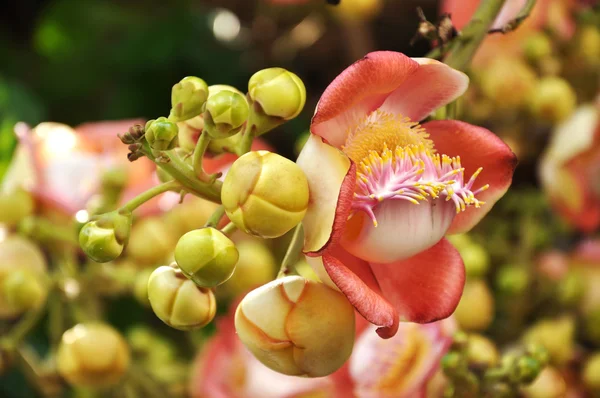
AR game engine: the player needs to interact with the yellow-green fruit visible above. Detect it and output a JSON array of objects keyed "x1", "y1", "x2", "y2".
[
  {"x1": 454, "y1": 280, "x2": 494, "y2": 332},
  {"x1": 479, "y1": 57, "x2": 537, "y2": 110},
  {"x1": 583, "y1": 353, "x2": 600, "y2": 392},
  {"x1": 3, "y1": 269, "x2": 46, "y2": 312},
  {"x1": 222, "y1": 151, "x2": 309, "y2": 238},
  {"x1": 170, "y1": 76, "x2": 209, "y2": 122},
  {"x1": 174, "y1": 228, "x2": 239, "y2": 287},
  {"x1": 529, "y1": 77, "x2": 577, "y2": 124},
  {"x1": 204, "y1": 90, "x2": 249, "y2": 139},
  {"x1": 127, "y1": 218, "x2": 177, "y2": 265},
  {"x1": 467, "y1": 334, "x2": 499, "y2": 368},
  {"x1": 147, "y1": 265, "x2": 216, "y2": 330},
  {"x1": 248, "y1": 68, "x2": 306, "y2": 120},
  {"x1": 0, "y1": 236, "x2": 47, "y2": 319},
  {"x1": 133, "y1": 268, "x2": 153, "y2": 307},
  {"x1": 524, "y1": 317, "x2": 575, "y2": 366},
  {"x1": 57, "y1": 323, "x2": 130, "y2": 388},
  {"x1": 220, "y1": 240, "x2": 276, "y2": 297},
  {"x1": 0, "y1": 188, "x2": 34, "y2": 226},
  {"x1": 79, "y1": 221, "x2": 125, "y2": 263},
  {"x1": 145, "y1": 117, "x2": 179, "y2": 151},
  {"x1": 235, "y1": 276, "x2": 355, "y2": 377}
]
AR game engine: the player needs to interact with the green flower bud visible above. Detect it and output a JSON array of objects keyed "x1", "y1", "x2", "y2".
[
  {"x1": 100, "y1": 167, "x2": 128, "y2": 191},
  {"x1": 3, "y1": 269, "x2": 46, "y2": 312},
  {"x1": 523, "y1": 33, "x2": 553, "y2": 63},
  {"x1": 526, "y1": 344, "x2": 550, "y2": 368},
  {"x1": 145, "y1": 117, "x2": 179, "y2": 151},
  {"x1": 79, "y1": 211, "x2": 132, "y2": 263},
  {"x1": 133, "y1": 268, "x2": 153, "y2": 307},
  {"x1": 174, "y1": 228, "x2": 238, "y2": 287},
  {"x1": 467, "y1": 334, "x2": 499, "y2": 369},
  {"x1": 496, "y1": 265, "x2": 530, "y2": 296},
  {"x1": 147, "y1": 265, "x2": 216, "y2": 330},
  {"x1": 510, "y1": 356, "x2": 542, "y2": 384},
  {"x1": 170, "y1": 76, "x2": 209, "y2": 122},
  {"x1": 442, "y1": 352, "x2": 465, "y2": 377},
  {"x1": 222, "y1": 151, "x2": 309, "y2": 238},
  {"x1": 528, "y1": 77, "x2": 576, "y2": 124},
  {"x1": 583, "y1": 353, "x2": 600, "y2": 392},
  {"x1": 557, "y1": 271, "x2": 585, "y2": 306},
  {"x1": 0, "y1": 188, "x2": 34, "y2": 227},
  {"x1": 203, "y1": 90, "x2": 249, "y2": 139},
  {"x1": 248, "y1": 67, "x2": 306, "y2": 120},
  {"x1": 126, "y1": 217, "x2": 177, "y2": 266},
  {"x1": 57, "y1": 323, "x2": 130, "y2": 388},
  {"x1": 459, "y1": 242, "x2": 490, "y2": 279}
]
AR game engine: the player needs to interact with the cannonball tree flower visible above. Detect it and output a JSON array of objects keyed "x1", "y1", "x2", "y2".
[
  {"x1": 297, "y1": 51, "x2": 517, "y2": 338},
  {"x1": 538, "y1": 101, "x2": 600, "y2": 232}
]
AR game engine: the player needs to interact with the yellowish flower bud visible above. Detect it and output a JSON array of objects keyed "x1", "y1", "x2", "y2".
[
  {"x1": 222, "y1": 151, "x2": 309, "y2": 238},
  {"x1": 457, "y1": 241, "x2": 490, "y2": 278},
  {"x1": 126, "y1": 217, "x2": 177, "y2": 265},
  {"x1": 204, "y1": 90, "x2": 250, "y2": 139},
  {"x1": 529, "y1": 77, "x2": 577, "y2": 124},
  {"x1": 576, "y1": 26, "x2": 600, "y2": 65},
  {"x1": 3, "y1": 269, "x2": 47, "y2": 312},
  {"x1": 479, "y1": 58, "x2": 537, "y2": 110},
  {"x1": 235, "y1": 276, "x2": 355, "y2": 377},
  {"x1": 57, "y1": 323, "x2": 130, "y2": 388},
  {"x1": 0, "y1": 236, "x2": 47, "y2": 318},
  {"x1": 147, "y1": 265, "x2": 216, "y2": 330},
  {"x1": 454, "y1": 280, "x2": 494, "y2": 332},
  {"x1": 174, "y1": 228, "x2": 239, "y2": 287},
  {"x1": 329, "y1": 0, "x2": 383, "y2": 22},
  {"x1": 523, "y1": 32, "x2": 553, "y2": 63},
  {"x1": 145, "y1": 117, "x2": 179, "y2": 151},
  {"x1": 521, "y1": 367, "x2": 566, "y2": 398},
  {"x1": 219, "y1": 239, "x2": 276, "y2": 298},
  {"x1": 466, "y1": 334, "x2": 499, "y2": 369},
  {"x1": 164, "y1": 196, "x2": 219, "y2": 236},
  {"x1": 583, "y1": 353, "x2": 600, "y2": 393},
  {"x1": 0, "y1": 188, "x2": 34, "y2": 226},
  {"x1": 79, "y1": 211, "x2": 132, "y2": 263},
  {"x1": 248, "y1": 68, "x2": 306, "y2": 120},
  {"x1": 170, "y1": 76, "x2": 209, "y2": 122},
  {"x1": 133, "y1": 268, "x2": 153, "y2": 307},
  {"x1": 524, "y1": 317, "x2": 575, "y2": 366}
]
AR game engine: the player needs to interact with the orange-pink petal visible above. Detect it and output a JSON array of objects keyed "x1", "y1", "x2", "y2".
[
  {"x1": 297, "y1": 134, "x2": 356, "y2": 255},
  {"x1": 423, "y1": 120, "x2": 517, "y2": 234},
  {"x1": 369, "y1": 238, "x2": 465, "y2": 324}
]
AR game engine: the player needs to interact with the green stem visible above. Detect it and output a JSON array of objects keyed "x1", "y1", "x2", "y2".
[
  {"x1": 443, "y1": 0, "x2": 508, "y2": 70},
  {"x1": 235, "y1": 121, "x2": 255, "y2": 156},
  {"x1": 2, "y1": 304, "x2": 46, "y2": 350},
  {"x1": 204, "y1": 205, "x2": 225, "y2": 228},
  {"x1": 277, "y1": 224, "x2": 304, "y2": 279},
  {"x1": 21, "y1": 217, "x2": 78, "y2": 246},
  {"x1": 220, "y1": 222, "x2": 237, "y2": 236},
  {"x1": 121, "y1": 180, "x2": 181, "y2": 213},
  {"x1": 192, "y1": 131, "x2": 212, "y2": 182}
]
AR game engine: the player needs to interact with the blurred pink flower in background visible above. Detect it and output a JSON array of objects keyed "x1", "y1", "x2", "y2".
[
  {"x1": 539, "y1": 100, "x2": 600, "y2": 232},
  {"x1": 297, "y1": 51, "x2": 516, "y2": 338}
]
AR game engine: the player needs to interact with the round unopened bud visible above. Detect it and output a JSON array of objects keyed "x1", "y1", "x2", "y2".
[
  {"x1": 222, "y1": 151, "x2": 309, "y2": 238},
  {"x1": 458, "y1": 242, "x2": 490, "y2": 278},
  {"x1": 576, "y1": 26, "x2": 600, "y2": 65},
  {"x1": 145, "y1": 117, "x2": 179, "y2": 150},
  {"x1": 480, "y1": 57, "x2": 537, "y2": 110},
  {"x1": 79, "y1": 211, "x2": 132, "y2": 263},
  {"x1": 57, "y1": 323, "x2": 130, "y2": 388},
  {"x1": 521, "y1": 367, "x2": 566, "y2": 398},
  {"x1": 248, "y1": 68, "x2": 306, "y2": 120},
  {"x1": 3, "y1": 269, "x2": 46, "y2": 312},
  {"x1": 524, "y1": 317, "x2": 575, "y2": 365},
  {"x1": 529, "y1": 77, "x2": 576, "y2": 124},
  {"x1": 235, "y1": 276, "x2": 355, "y2": 377},
  {"x1": 583, "y1": 353, "x2": 600, "y2": 392},
  {"x1": 467, "y1": 334, "x2": 499, "y2": 369},
  {"x1": 174, "y1": 228, "x2": 238, "y2": 287},
  {"x1": 523, "y1": 32, "x2": 553, "y2": 63},
  {"x1": 526, "y1": 344, "x2": 550, "y2": 368},
  {"x1": 510, "y1": 356, "x2": 542, "y2": 384},
  {"x1": 204, "y1": 90, "x2": 249, "y2": 139},
  {"x1": 147, "y1": 265, "x2": 216, "y2": 330},
  {"x1": 220, "y1": 240, "x2": 276, "y2": 298},
  {"x1": 126, "y1": 217, "x2": 177, "y2": 265},
  {"x1": 0, "y1": 188, "x2": 34, "y2": 226},
  {"x1": 496, "y1": 265, "x2": 530, "y2": 295},
  {"x1": 0, "y1": 236, "x2": 47, "y2": 318},
  {"x1": 170, "y1": 76, "x2": 209, "y2": 122},
  {"x1": 454, "y1": 280, "x2": 494, "y2": 332}
]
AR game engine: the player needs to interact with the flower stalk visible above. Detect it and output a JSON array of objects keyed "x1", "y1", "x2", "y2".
[
  {"x1": 277, "y1": 224, "x2": 303, "y2": 279},
  {"x1": 121, "y1": 180, "x2": 181, "y2": 213}
]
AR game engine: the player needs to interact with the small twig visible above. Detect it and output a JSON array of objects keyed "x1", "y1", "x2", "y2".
[
  {"x1": 277, "y1": 224, "x2": 304, "y2": 279},
  {"x1": 204, "y1": 206, "x2": 225, "y2": 228},
  {"x1": 488, "y1": 0, "x2": 537, "y2": 34},
  {"x1": 120, "y1": 180, "x2": 181, "y2": 213},
  {"x1": 220, "y1": 222, "x2": 237, "y2": 236}
]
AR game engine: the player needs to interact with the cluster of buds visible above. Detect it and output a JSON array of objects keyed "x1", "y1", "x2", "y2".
[{"x1": 79, "y1": 210, "x2": 133, "y2": 263}]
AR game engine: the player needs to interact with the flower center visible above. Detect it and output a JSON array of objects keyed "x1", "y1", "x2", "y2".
[{"x1": 343, "y1": 110, "x2": 434, "y2": 164}]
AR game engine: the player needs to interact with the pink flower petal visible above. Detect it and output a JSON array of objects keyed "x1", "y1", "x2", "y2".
[
  {"x1": 379, "y1": 58, "x2": 469, "y2": 122},
  {"x1": 311, "y1": 52, "x2": 420, "y2": 148},
  {"x1": 297, "y1": 134, "x2": 356, "y2": 255},
  {"x1": 341, "y1": 200, "x2": 456, "y2": 264},
  {"x1": 370, "y1": 238, "x2": 465, "y2": 324},
  {"x1": 424, "y1": 120, "x2": 517, "y2": 234},
  {"x1": 322, "y1": 247, "x2": 399, "y2": 339}
]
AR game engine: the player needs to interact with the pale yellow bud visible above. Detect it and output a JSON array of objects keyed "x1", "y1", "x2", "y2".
[
  {"x1": 454, "y1": 280, "x2": 494, "y2": 332},
  {"x1": 222, "y1": 151, "x2": 309, "y2": 238},
  {"x1": 204, "y1": 90, "x2": 250, "y2": 139},
  {"x1": 235, "y1": 276, "x2": 355, "y2": 377},
  {"x1": 0, "y1": 188, "x2": 34, "y2": 226},
  {"x1": 466, "y1": 334, "x2": 499, "y2": 368},
  {"x1": 57, "y1": 323, "x2": 130, "y2": 388},
  {"x1": 329, "y1": 0, "x2": 383, "y2": 22},
  {"x1": 529, "y1": 77, "x2": 577, "y2": 124},
  {"x1": 524, "y1": 317, "x2": 575, "y2": 366},
  {"x1": 170, "y1": 76, "x2": 209, "y2": 122},
  {"x1": 126, "y1": 217, "x2": 177, "y2": 265},
  {"x1": 248, "y1": 68, "x2": 306, "y2": 120},
  {"x1": 147, "y1": 265, "x2": 216, "y2": 330},
  {"x1": 521, "y1": 367, "x2": 566, "y2": 398},
  {"x1": 479, "y1": 57, "x2": 537, "y2": 110}
]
